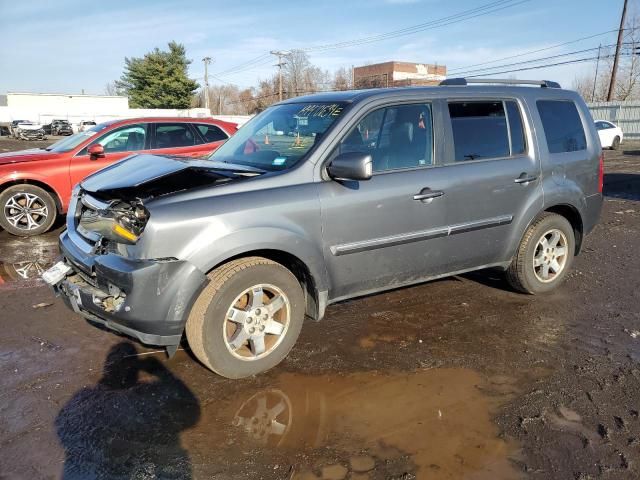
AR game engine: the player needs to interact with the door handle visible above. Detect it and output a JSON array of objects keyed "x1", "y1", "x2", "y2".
[
  {"x1": 413, "y1": 190, "x2": 444, "y2": 201},
  {"x1": 514, "y1": 174, "x2": 538, "y2": 184}
]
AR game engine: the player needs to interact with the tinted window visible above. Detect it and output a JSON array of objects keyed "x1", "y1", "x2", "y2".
[
  {"x1": 449, "y1": 101, "x2": 509, "y2": 162},
  {"x1": 155, "y1": 123, "x2": 195, "y2": 148},
  {"x1": 337, "y1": 104, "x2": 433, "y2": 172},
  {"x1": 195, "y1": 124, "x2": 228, "y2": 143},
  {"x1": 595, "y1": 121, "x2": 613, "y2": 130},
  {"x1": 537, "y1": 100, "x2": 587, "y2": 153},
  {"x1": 506, "y1": 101, "x2": 526, "y2": 155}
]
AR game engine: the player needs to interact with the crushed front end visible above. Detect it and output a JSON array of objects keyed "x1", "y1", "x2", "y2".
[{"x1": 48, "y1": 188, "x2": 208, "y2": 347}]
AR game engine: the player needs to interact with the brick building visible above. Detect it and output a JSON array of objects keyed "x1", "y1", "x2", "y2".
[{"x1": 353, "y1": 61, "x2": 447, "y2": 89}]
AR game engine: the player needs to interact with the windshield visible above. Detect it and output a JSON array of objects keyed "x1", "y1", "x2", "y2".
[
  {"x1": 209, "y1": 102, "x2": 347, "y2": 171},
  {"x1": 45, "y1": 123, "x2": 109, "y2": 152}
]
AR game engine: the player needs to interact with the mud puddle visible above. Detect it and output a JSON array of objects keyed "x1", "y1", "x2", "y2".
[
  {"x1": 0, "y1": 233, "x2": 58, "y2": 288},
  {"x1": 185, "y1": 368, "x2": 525, "y2": 479}
]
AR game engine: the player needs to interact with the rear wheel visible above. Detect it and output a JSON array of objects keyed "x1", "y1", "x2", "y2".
[
  {"x1": 506, "y1": 213, "x2": 575, "y2": 294},
  {"x1": 0, "y1": 185, "x2": 57, "y2": 236},
  {"x1": 186, "y1": 257, "x2": 305, "y2": 379},
  {"x1": 612, "y1": 136, "x2": 621, "y2": 150}
]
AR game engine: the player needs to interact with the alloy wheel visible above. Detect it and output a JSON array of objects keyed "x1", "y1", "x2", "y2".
[
  {"x1": 223, "y1": 284, "x2": 291, "y2": 361},
  {"x1": 3, "y1": 192, "x2": 49, "y2": 231},
  {"x1": 533, "y1": 228, "x2": 568, "y2": 283}
]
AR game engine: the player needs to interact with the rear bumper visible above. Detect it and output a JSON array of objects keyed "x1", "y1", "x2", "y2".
[
  {"x1": 54, "y1": 230, "x2": 208, "y2": 346},
  {"x1": 583, "y1": 193, "x2": 603, "y2": 236}
]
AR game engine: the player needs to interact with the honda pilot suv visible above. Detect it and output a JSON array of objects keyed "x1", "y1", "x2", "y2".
[{"x1": 45, "y1": 79, "x2": 603, "y2": 378}]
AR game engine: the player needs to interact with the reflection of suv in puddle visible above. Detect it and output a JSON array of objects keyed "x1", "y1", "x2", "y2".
[{"x1": 46, "y1": 78, "x2": 603, "y2": 378}]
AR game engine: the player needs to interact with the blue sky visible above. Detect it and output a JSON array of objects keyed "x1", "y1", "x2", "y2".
[{"x1": 0, "y1": 0, "x2": 628, "y2": 95}]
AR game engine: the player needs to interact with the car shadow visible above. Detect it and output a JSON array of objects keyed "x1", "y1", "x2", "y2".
[
  {"x1": 55, "y1": 342, "x2": 200, "y2": 479},
  {"x1": 603, "y1": 172, "x2": 640, "y2": 200}
]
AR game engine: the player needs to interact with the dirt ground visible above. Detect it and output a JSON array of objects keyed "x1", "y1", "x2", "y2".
[{"x1": 0, "y1": 136, "x2": 639, "y2": 480}]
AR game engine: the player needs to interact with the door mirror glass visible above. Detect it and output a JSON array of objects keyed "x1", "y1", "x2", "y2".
[
  {"x1": 327, "y1": 152, "x2": 373, "y2": 181},
  {"x1": 87, "y1": 144, "x2": 105, "y2": 160}
]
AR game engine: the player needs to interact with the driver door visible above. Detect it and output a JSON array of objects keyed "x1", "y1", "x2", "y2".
[{"x1": 70, "y1": 123, "x2": 150, "y2": 187}]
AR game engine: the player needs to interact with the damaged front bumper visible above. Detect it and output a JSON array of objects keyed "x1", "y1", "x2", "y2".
[{"x1": 51, "y1": 230, "x2": 208, "y2": 346}]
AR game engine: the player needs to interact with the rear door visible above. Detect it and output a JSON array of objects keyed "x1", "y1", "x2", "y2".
[
  {"x1": 70, "y1": 123, "x2": 151, "y2": 187},
  {"x1": 436, "y1": 99, "x2": 543, "y2": 271}
]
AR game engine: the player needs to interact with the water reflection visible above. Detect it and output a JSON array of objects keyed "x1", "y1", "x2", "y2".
[
  {"x1": 0, "y1": 235, "x2": 57, "y2": 287},
  {"x1": 192, "y1": 368, "x2": 523, "y2": 479}
]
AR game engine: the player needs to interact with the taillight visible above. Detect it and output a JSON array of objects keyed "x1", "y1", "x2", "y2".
[{"x1": 598, "y1": 151, "x2": 604, "y2": 193}]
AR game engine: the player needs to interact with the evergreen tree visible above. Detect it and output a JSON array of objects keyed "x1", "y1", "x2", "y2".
[{"x1": 116, "y1": 41, "x2": 199, "y2": 108}]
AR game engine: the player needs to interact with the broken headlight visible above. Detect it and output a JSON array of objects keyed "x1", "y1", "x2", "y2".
[{"x1": 79, "y1": 200, "x2": 149, "y2": 245}]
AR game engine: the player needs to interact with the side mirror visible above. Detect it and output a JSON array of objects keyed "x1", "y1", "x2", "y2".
[
  {"x1": 87, "y1": 144, "x2": 105, "y2": 160},
  {"x1": 327, "y1": 152, "x2": 373, "y2": 181}
]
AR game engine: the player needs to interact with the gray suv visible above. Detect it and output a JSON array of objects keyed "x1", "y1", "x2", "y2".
[{"x1": 45, "y1": 78, "x2": 603, "y2": 378}]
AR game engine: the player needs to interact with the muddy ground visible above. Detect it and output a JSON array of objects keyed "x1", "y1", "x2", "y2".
[{"x1": 0, "y1": 135, "x2": 639, "y2": 480}]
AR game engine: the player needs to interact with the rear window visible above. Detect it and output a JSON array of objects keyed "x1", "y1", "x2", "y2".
[
  {"x1": 194, "y1": 124, "x2": 228, "y2": 144},
  {"x1": 537, "y1": 100, "x2": 586, "y2": 153}
]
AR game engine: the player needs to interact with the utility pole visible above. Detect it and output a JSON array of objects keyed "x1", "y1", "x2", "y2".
[
  {"x1": 607, "y1": 0, "x2": 628, "y2": 101},
  {"x1": 270, "y1": 50, "x2": 289, "y2": 102},
  {"x1": 592, "y1": 44, "x2": 602, "y2": 102},
  {"x1": 202, "y1": 56, "x2": 212, "y2": 112}
]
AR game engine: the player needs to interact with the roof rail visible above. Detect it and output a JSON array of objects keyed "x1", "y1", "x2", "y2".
[{"x1": 439, "y1": 78, "x2": 561, "y2": 89}]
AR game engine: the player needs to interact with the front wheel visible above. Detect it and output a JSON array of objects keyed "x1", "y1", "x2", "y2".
[
  {"x1": 186, "y1": 257, "x2": 305, "y2": 379},
  {"x1": 0, "y1": 185, "x2": 57, "y2": 236},
  {"x1": 506, "y1": 213, "x2": 575, "y2": 294}
]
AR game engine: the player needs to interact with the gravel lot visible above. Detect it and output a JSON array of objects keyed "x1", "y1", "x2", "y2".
[{"x1": 0, "y1": 136, "x2": 639, "y2": 479}]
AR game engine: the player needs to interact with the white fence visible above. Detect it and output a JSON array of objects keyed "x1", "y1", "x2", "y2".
[{"x1": 588, "y1": 101, "x2": 640, "y2": 139}]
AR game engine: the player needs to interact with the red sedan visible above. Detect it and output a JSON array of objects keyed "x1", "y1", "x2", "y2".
[{"x1": 0, "y1": 117, "x2": 237, "y2": 236}]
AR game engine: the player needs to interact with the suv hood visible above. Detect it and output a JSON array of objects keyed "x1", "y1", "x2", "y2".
[
  {"x1": 0, "y1": 149, "x2": 64, "y2": 165},
  {"x1": 81, "y1": 153, "x2": 264, "y2": 198}
]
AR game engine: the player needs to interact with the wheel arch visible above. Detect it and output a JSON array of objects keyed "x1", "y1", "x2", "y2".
[
  {"x1": 207, "y1": 248, "x2": 327, "y2": 322},
  {"x1": 544, "y1": 203, "x2": 584, "y2": 255},
  {"x1": 0, "y1": 179, "x2": 64, "y2": 214}
]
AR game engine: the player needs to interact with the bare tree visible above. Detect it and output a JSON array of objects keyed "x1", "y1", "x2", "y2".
[
  {"x1": 333, "y1": 67, "x2": 351, "y2": 90},
  {"x1": 104, "y1": 81, "x2": 120, "y2": 96}
]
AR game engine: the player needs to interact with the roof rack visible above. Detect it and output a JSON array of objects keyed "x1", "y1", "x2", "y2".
[{"x1": 439, "y1": 78, "x2": 561, "y2": 89}]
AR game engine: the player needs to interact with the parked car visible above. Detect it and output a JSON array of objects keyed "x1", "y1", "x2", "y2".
[
  {"x1": 45, "y1": 119, "x2": 73, "y2": 135},
  {"x1": 78, "y1": 120, "x2": 97, "y2": 132},
  {"x1": 51, "y1": 120, "x2": 73, "y2": 136},
  {"x1": 595, "y1": 120, "x2": 623, "y2": 150},
  {"x1": 9, "y1": 120, "x2": 29, "y2": 138},
  {"x1": 0, "y1": 117, "x2": 237, "y2": 236},
  {"x1": 15, "y1": 122, "x2": 46, "y2": 141},
  {"x1": 45, "y1": 79, "x2": 603, "y2": 379}
]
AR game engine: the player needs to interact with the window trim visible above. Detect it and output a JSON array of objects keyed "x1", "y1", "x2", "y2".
[
  {"x1": 443, "y1": 98, "x2": 529, "y2": 165},
  {"x1": 323, "y1": 100, "x2": 437, "y2": 177}
]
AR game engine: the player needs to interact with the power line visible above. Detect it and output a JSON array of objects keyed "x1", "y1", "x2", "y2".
[
  {"x1": 213, "y1": 0, "x2": 528, "y2": 79},
  {"x1": 448, "y1": 29, "x2": 621, "y2": 74},
  {"x1": 301, "y1": 0, "x2": 527, "y2": 53},
  {"x1": 452, "y1": 44, "x2": 618, "y2": 77}
]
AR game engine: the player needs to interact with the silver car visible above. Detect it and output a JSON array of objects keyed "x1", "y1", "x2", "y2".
[{"x1": 46, "y1": 78, "x2": 603, "y2": 378}]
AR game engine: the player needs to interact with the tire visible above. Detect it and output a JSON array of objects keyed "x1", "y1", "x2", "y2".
[
  {"x1": 186, "y1": 257, "x2": 305, "y2": 379},
  {"x1": 506, "y1": 212, "x2": 575, "y2": 294},
  {"x1": 612, "y1": 136, "x2": 621, "y2": 150},
  {"x1": 0, "y1": 185, "x2": 57, "y2": 236}
]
